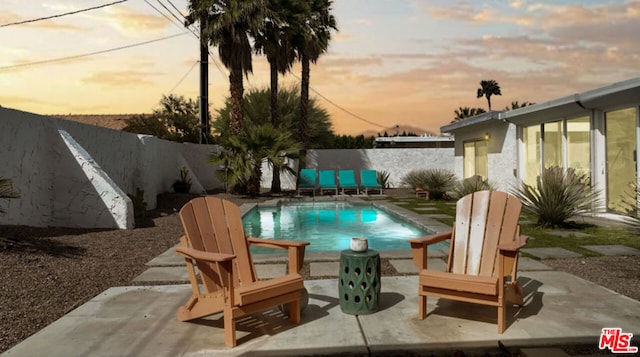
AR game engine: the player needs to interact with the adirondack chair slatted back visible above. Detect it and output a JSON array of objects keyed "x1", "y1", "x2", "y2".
[
  {"x1": 449, "y1": 190, "x2": 522, "y2": 277},
  {"x1": 179, "y1": 197, "x2": 257, "y2": 293}
]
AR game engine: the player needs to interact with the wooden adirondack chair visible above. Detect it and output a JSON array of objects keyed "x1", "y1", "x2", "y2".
[
  {"x1": 408, "y1": 190, "x2": 528, "y2": 333},
  {"x1": 175, "y1": 197, "x2": 310, "y2": 347}
]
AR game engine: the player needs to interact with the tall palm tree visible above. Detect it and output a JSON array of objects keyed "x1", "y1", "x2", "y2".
[
  {"x1": 476, "y1": 79, "x2": 502, "y2": 112},
  {"x1": 185, "y1": 0, "x2": 266, "y2": 135},
  {"x1": 253, "y1": 0, "x2": 301, "y2": 192},
  {"x1": 292, "y1": 0, "x2": 337, "y2": 162},
  {"x1": 452, "y1": 106, "x2": 486, "y2": 122}
]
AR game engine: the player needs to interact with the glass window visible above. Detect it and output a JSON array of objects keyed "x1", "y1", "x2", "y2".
[
  {"x1": 567, "y1": 116, "x2": 590, "y2": 179},
  {"x1": 523, "y1": 125, "x2": 541, "y2": 185},
  {"x1": 463, "y1": 140, "x2": 488, "y2": 179},
  {"x1": 606, "y1": 107, "x2": 637, "y2": 212},
  {"x1": 543, "y1": 121, "x2": 562, "y2": 169}
]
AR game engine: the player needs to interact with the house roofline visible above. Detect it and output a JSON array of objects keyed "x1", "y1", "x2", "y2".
[{"x1": 441, "y1": 76, "x2": 640, "y2": 132}]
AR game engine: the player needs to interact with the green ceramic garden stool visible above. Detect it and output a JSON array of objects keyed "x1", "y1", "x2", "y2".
[{"x1": 338, "y1": 249, "x2": 381, "y2": 315}]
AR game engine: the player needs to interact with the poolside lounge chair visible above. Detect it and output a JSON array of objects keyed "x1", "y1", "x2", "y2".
[
  {"x1": 360, "y1": 169, "x2": 383, "y2": 195},
  {"x1": 175, "y1": 197, "x2": 310, "y2": 347},
  {"x1": 297, "y1": 168, "x2": 317, "y2": 196},
  {"x1": 318, "y1": 170, "x2": 338, "y2": 195},
  {"x1": 408, "y1": 190, "x2": 528, "y2": 333},
  {"x1": 338, "y1": 170, "x2": 359, "y2": 194}
]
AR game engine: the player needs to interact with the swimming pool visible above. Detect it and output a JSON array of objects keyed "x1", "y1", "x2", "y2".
[{"x1": 242, "y1": 201, "x2": 444, "y2": 253}]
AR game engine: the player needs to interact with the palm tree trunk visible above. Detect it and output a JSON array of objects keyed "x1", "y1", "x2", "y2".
[
  {"x1": 229, "y1": 67, "x2": 244, "y2": 136},
  {"x1": 270, "y1": 60, "x2": 282, "y2": 193},
  {"x1": 298, "y1": 54, "x2": 310, "y2": 169},
  {"x1": 249, "y1": 162, "x2": 262, "y2": 196}
]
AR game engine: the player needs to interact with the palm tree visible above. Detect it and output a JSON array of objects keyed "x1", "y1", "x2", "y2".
[
  {"x1": 253, "y1": 0, "x2": 300, "y2": 192},
  {"x1": 292, "y1": 0, "x2": 337, "y2": 162},
  {"x1": 185, "y1": 0, "x2": 266, "y2": 135},
  {"x1": 505, "y1": 100, "x2": 535, "y2": 110},
  {"x1": 452, "y1": 107, "x2": 486, "y2": 122},
  {"x1": 476, "y1": 79, "x2": 502, "y2": 111},
  {"x1": 210, "y1": 125, "x2": 300, "y2": 196}
]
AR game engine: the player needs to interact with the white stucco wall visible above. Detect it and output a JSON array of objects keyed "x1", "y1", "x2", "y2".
[
  {"x1": 1, "y1": 106, "x2": 456, "y2": 229},
  {"x1": 447, "y1": 121, "x2": 519, "y2": 191},
  {"x1": 0, "y1": 107, "x2": 223, "y2": 229},
  {"x1": 263, "y1": 148, "x2": 456, "y2": 190}
]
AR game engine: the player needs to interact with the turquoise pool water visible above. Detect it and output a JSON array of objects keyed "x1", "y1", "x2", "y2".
[{"x1": 242, "y1": 201, "x2": 443, "y2": 253}]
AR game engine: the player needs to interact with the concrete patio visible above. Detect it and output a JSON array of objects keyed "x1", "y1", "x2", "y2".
[{"x1": 3, "y1": 246, "x2": 639, "y2": 357}]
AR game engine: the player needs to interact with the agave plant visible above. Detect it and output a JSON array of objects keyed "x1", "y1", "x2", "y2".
[
  {"x1": 401, "y1": 168, "x2": 457, "y2": 199},
  {"x1": 0, "y1": 177, "x2": 19, "y2": 214},
  {"x1": 450, "y1": 175, "x2": 496, "y2": 199},
  {"x1": 511, "y1": 166, "x2": 598, "y2": 227},
  {"x1": 618, "y1": 180, "x2": 640, "y2": 231}
]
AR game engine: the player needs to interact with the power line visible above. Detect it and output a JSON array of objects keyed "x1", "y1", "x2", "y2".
[
  {"x1": 155, "y1": 0, "x2": 185, "y2": 26},
  {"x1": 0, "y1": 33, "x2": 188, "y2": 71},
  {"x1": 168, "y1": 60, "x2": 198, "y2": 93},
  {"x1": 287, "y1": 72, "x2": 387, "y2": 129},
  {"x1": 0, "y1": 0, "x2": 128, "y2": 28}
]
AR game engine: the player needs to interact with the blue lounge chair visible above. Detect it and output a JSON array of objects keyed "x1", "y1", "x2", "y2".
[
  {"x1": 338, "y1": 170, "x2": 359, "y2": 195},
  {"x1": 318, "y1": 170, "x2": 338, "y2": 195},
  {"x1": 297, "y1": 168, "x2": 317, "y2": 196},
  {"x1": 360, "y1": 169, "x2": 383, "y2": 195}
]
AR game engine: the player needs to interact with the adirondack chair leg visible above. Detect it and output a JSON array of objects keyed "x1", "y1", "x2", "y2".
[
  {"x1": 288, "y1": 300, "x2": 301, "y2": 324},
  {"x1": 497, "y1": 303, "x2": 505, "y2": 334},
  {"x1": 418, "y1": 295, "x2": 427, "y2": 320},
  {"x1": 224, "y1": 308, "x2": 236, "y2": 347}
]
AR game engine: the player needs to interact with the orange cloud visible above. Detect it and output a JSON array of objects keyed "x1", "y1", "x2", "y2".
[
  {"x1": 0, "y1": 10, "x2": 84, "y2": 31},
  {"x1": 81, "y1": 70, "x2": 161, "y2": 87}
]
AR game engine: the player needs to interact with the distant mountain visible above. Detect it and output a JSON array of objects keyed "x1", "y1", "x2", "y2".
[{"x1": 358, "y1": 125, "x2": 436, "y2": 138}]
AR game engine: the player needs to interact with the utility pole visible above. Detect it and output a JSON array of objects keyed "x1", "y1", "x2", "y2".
[{"x1": 199, "y1": 15, "x2": 209, "y2": 144}]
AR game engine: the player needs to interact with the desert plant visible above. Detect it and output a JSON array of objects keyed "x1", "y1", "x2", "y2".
[
  {"x1": 0, "y1": 177, "x2": 19, "y2": 214},
  {"x1": 511, "y1": 166, "x2": 598, "y2": 227},
  {"x1": 127, "y1": 187, "x2": 147, "y2": 221},
  {"x1": 450, "y1": 175, "x2": 496, "y2": 199},
  {"x1": 618, "y1": 180, "x2": 640, "y2": 231},
  {"x1": 173, "y1": 167, "x2": 192, "y2": 193},
  {"x1": 377, "y1": 170, "x2": 391, "y2": 189},
  {"x1": 401, "y1": 168, "x2": 456, "y2": 199}
]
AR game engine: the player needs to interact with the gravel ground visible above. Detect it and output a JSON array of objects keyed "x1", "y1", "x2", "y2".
[{"x1": 1, "y1": 191, "x2": 638, "y2": 354}]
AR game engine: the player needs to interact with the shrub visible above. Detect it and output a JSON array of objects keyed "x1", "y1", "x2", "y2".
[
  {"x1": 510, "y1": 166, "x2": 598, "y2": 227},
  {"x1": 401, "y1": 168, "x2": 457, "y2": 199},
  {"x1": 450, "y1": 175, "x2": 496, "y2": 199},
  {"x1": 127, "y1": 187, "x2": 147, "y2": 221},
  {"x1": 376, "y1": 170, "x2": 391, "y2": 188}
]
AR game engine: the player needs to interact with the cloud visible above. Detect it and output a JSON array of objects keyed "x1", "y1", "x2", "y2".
[
  {"x1": 87, "y1": 5, "x2": 171, "y2": 36},
  {"x1": 81, "y1": 70, "x2": 160, "y2": 87},
  {"x1": 0, "y1": 10, "x2": 84, "y2": 31}
]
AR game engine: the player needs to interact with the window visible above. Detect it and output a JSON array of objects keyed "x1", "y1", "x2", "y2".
[
  {"x1": 567, "y1": 116, "x2": 590, "y2": 178},
  {"x1": 523, "y1": 117, "x2": 591, "y2": 186},
  {"x1": 464, "y1": 140, "x2": 488, "y2": 179},
  {"x1": 606, "y1": 107, "x2": 637, "y2": 212},
  {"x1": 522, "y1": 125, "x2": 541, "y2": 185},
  {"x1": 543, "y1": 121, "x2": 562, "y2": 168}
]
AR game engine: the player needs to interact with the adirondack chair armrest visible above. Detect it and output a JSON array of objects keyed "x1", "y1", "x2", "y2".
[
  {"x1": 408, "y1": 231, "x2": 452, "y2": 270},
  {"x1": 498, "y1": 235, "x2": 529, "y2": 252},
  {"x1": 408, "y1": 231, "x2": 452, "y2": 246},
  {"x1": 247, "y1": 237, "x2": 310, "y2": 274},
  {"x1": 247, "y1": 237, "x2": 310, "y2": 249},
  {"x1": 175, "y1": 246, "x2": 236, "y2": 263}
]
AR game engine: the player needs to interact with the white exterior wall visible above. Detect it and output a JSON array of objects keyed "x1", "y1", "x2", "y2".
[
  {"x1": 0, "y1": 107, "x2": 223, "y2": 229},
  {"x1": 263, "y1": 148, "x2": 456, "y2": 190},
  {"x1": 1, "y1": 107, "x2": 455, "y2": 229},
  {"x1": 447, "y1": 121, "x2": 519, "y2": 191}
]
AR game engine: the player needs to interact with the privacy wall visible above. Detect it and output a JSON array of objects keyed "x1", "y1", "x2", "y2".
[{"x1": 0, "y1": 107, "x2": 454, "y2": 229}]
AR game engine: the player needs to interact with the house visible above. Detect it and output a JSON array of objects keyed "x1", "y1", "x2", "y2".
[
  {"x1": 373, "y1": 134, "x2": 455, "y2": 148},
  {"x1": 441, "y1": 76, "x2": 640, "y2": 218}
]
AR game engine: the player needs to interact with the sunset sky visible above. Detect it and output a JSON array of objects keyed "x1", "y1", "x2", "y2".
[{"x1": 1, "y1": 0, "x2": 639, "y2": 135}]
